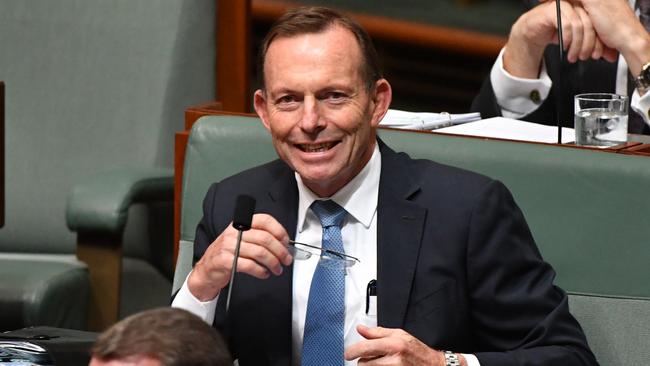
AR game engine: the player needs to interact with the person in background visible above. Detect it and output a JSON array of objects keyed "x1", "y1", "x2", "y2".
[
  {"x1": 89, "y1": 307, "x2": 231, "y2": 366},
  {"x1": 472, "y1": 0, "x2": 650, "y2": 134},
  {"x1": 173, "y1": 6, "x2": 598, "y2": 366}
]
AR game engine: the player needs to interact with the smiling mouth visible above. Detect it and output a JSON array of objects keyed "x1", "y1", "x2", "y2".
[{"x1": 296, "y1": 141, "x2": 339, "y2": 152}]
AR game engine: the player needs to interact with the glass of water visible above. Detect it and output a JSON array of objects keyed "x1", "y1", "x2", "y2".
[{"x1": 574, "y1": 93, "x2": 628, "y2": 147}]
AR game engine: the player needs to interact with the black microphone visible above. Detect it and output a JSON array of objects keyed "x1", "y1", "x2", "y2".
[
  {"x1": 232, "y1": 195, "x2": 255, "y2": 231},
  {"x1": 226, "y1": 194, "x2": 256, "y2": 312}
]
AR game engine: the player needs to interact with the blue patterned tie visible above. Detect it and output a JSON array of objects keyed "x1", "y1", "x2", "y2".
[{"x1": 301, "y1": 200, "x2": 347, "y2": 366}]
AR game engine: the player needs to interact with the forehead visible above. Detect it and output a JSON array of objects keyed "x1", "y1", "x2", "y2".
[{"x1": 262, "y1": 25, "x2": 364, "y2": 88}]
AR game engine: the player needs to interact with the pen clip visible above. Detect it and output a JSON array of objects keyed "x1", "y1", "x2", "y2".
[{"x1": 366, "y1": 279, "x2": 377, "y2": 314}]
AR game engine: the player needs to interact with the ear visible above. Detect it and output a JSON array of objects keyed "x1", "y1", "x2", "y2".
[
  {"x1": 369, "y1": 79, "x2": 392, "y2": 128},
  {"x1": 254, "y1": 89, "x2": 271, "y2": 131}
]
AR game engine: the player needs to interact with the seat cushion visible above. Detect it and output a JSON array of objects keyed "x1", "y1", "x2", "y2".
[
  {"x1": 569, "y1": 293, "x2": 650, "y2": 366},
  {"x1": 119, "y1": 257, "x2": 172, "y2": 319},
  {"x1": 0, "y1": 254, "x2": 90, "y2": 331}
]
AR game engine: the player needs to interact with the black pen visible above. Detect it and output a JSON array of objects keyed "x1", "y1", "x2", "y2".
[{"x1": 366, "y1": 279, "x2": 377, "y2": 315}]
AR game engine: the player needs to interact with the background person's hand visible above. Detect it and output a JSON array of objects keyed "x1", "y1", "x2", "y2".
[
  {"x1": 503, "y1": 0, "x2": 614, "y2": 79},
  {"x1": 187, "y1": 213, "x2": 293, "y2": 301},
  {"x1": 575, "y1": 0, "x2": 650, "y2": 75}
]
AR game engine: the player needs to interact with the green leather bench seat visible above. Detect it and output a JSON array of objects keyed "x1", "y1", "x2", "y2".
[
  {"x1": 0, "y1": 254, "x2": 89, "y2": 331},
  {"x1": 174, "y1": 115, "x2": 650, "y2": 364},
  {"x1": 1, "y1": 0, "x2": 215, "y2": 330},
  {"x1": 179, "y1": 116, "x2": 650, "y2": 298}
]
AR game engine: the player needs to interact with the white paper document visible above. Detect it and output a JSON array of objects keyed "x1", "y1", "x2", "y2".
[
  {"x1": 435, "y1": 117, "x2": 575, "y2": 144},
  {"x1": 379, "y1": 109, "x2": 481, "y2": 130}
]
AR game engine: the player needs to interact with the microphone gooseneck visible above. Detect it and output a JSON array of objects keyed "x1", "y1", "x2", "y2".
[
  {"x1": 555, "y1": 0, "x2": 565, "y2": 143},
  {"x1": 226, "y1": 195, "x2": 256, "y2": 312}
]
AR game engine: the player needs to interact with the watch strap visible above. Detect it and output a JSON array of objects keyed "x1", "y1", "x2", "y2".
[
  {"x1": 635, "y1": 61, "x2": 650, "y2": 93},
  {"x1": 443, "y1": 350, "x2": 460, "y2": 366}
]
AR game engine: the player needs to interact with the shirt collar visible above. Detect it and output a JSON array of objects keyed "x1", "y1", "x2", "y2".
[{"x1": 295, "y1": 143, "x2": 381, "y2": 232}]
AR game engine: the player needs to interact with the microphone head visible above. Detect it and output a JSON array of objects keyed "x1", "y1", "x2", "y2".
[{"x1": 232, "y1": 195, "x2": 256, "y2": 231}]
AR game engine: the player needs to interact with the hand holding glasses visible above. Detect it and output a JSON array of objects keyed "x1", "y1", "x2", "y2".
[{"x1": 288, "y1": 240, "x2": 360, "y2": 269}]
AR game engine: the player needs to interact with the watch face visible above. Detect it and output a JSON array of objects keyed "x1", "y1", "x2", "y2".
[
  {"x1": 642, "y1": 65, "x2": 650, "y2": 84},
  {"x1": 639, "y1": 63, "x2": 650, "y2": 88},
  {"x1": 636, "y1": 63, "x2": 650, "y2": 89}
]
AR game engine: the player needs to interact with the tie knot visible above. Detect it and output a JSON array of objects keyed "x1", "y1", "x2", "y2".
[{"x1": 311, "y1": 200, "x2": 347, "y2": 228}]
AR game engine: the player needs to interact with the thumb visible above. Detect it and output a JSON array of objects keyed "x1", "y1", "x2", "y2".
[{"x1": 356, "y1": 325, "x2": 394, "y2": 339}]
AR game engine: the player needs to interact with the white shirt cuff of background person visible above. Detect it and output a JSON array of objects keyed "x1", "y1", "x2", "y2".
[
  {"x1": 171, "y1": 271, "x2": 218, "y2": 324},
  {"x1": 172, "y1": 271, "x2": 481, "y2": 365},
  {"x1": 491, "y1": 47, "x2": 552, "y2": 119},
  {"x1": 493, "y1": 47, "x2": 650, "y2": 128}
]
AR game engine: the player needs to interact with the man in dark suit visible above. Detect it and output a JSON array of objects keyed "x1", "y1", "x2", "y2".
[
  {"x1": 172, "y1": 6, "x2": 597, "y2": 366},
  {"x1": 472, "y1": 0, "x2": 650, "y2": 135}
]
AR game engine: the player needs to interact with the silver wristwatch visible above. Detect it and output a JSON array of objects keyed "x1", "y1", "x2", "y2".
[
  {"x1": 635, "y1": 61, "x2": 650, "y2": 94},
  {"x1": 443, "y1": 350, "x2": 460, "y2": 366}
]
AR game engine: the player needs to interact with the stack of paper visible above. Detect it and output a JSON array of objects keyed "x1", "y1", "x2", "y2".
[
  {"x1": 435, "y1": 117, "x2": 575, "y2": 144},
  {"x1": 379, "y1": 109, "x2": 481, "y2": 130}
]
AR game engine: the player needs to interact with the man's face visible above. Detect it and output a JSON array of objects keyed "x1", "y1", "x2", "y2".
[{"x1": 254, "y1": 25, "x2": 391, "y2": 197}]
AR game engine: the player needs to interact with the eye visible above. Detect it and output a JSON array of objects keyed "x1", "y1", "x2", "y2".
[
  {"x1": 276, "y1": 95, "x2": 296, "y2": 104},
  {"x1": 274, "y1": 94, "x2": 299, "y2": 110},
  {"x1": 323, "y1": 91, "x2": 348, "y2": 104}
]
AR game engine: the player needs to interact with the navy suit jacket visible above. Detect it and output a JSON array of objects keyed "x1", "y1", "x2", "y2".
[
  {"x1": 193, "y1": 141, "x2": 597, "y2": 366},
  {"x1": 472, "y1": 46, "x2": 650, "y2": 135}
]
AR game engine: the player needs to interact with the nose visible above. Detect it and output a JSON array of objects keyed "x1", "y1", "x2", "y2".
[{"x1": 299, "y1": 97, "x2": 324, "y2": 133}]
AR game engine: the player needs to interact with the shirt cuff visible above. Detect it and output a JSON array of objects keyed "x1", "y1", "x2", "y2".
[
  {"x1": 462, "y1": 353, "x2": 480, "y2": 366},
  {"x1": 631, "y1": 89, "x2": 650, "y2": 127},
  {"x1": 490, "y1": 47, "x2": 552, "y2": 119},
  {"x1": 171, "y1": 270, "x2": 219, "y2": 325}
]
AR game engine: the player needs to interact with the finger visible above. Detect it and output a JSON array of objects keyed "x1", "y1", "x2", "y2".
[
  {"x1": 591, "y1": 36, "x2": 604, "y2": 59},
  {"x1": 200, "y1": 226, "x2": 282, "y2": 273},
  {"x1": 345, "y1": 326, "x2": 406, "y2": 360},
  {"x1": 251, "y1": 213, "x2": 290, "y2": 243},
  {"x1": 356, "y1": 325, "x2": 400, "y2": 340},
  {"x1": 562, "y1": 3, "x2": 583, "y2": 62},
  {"x1": 250, "y1": 214, "x2": 293, "y2": 265},
  {"x1": 575, "y1": 7, "x2": 595, "y2": 61},
  {"x1": 232, "y1": 256, "x2": 271, "y2": 279},
  {"x1": 236, "y1": 233, "x2": 286, "y2": 275},
  {"x1": 242, "y1": 226, "x2": 292, "y2": 265},
  {"x1": 345, "y1": 338, "x2": 394, "y2": 361},
  {"x1": 601, "y1": 47, "x2": 619, "y2": 62}
]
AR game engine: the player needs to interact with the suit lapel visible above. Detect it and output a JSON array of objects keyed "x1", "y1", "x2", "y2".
[
  {"x1": 258, "y1": 164, "x2": 298, "y2": 366},
  {"x1": 375, "y1": 142, "x2": 427, "y2": 329}
]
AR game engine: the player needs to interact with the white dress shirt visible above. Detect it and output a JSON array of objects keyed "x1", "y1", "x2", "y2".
[
  {"x1": 491, "y1": 39, "x2": 650, "y2": 127},
  {"x1": 173, "y1": 143, "x2": 479, "y2": 366}
]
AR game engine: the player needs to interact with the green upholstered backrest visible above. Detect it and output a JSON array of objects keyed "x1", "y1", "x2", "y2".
[
  {"x1": 181, "y1": 115, "x2": 650, "y2": 300},
  {"x1": 0, "y1": 1, "x2": 215, "y2": 254},
  {"x1": 382, "y1": 129, "x2": 650, "y2": 299},
  {"x1": 568, "y1": 293, "x2": 650, "y2": 365},
  {"x1": 181, "y1": 116, "x2": 278, "y2": 243}
]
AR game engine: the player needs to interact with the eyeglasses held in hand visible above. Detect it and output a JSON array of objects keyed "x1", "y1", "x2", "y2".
[{"x1": 288, "y1": 240, "x2": 360, "y2": 269}]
